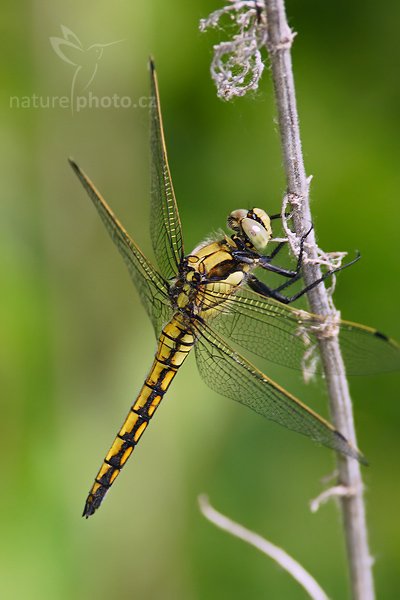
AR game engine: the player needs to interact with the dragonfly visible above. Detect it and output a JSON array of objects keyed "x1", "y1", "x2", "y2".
[{"x1": 70, "y1": 60, "x2": 400, "y2": 518}]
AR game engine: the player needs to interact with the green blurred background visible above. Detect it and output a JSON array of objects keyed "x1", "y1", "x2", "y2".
[{"x1": 1, "y1": 1, "x2": 399, "y2": 598}]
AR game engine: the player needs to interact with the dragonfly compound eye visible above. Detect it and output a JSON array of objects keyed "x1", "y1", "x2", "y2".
[
  {"x1": 249, "y1": 208, "x2": 272, "y2": 235},
  {"x1": 227, "y1": 209, "x2": 248, "y2": 232},
  {"x1": 241, "y1": 216, "x2": 272, "y2": 251}
]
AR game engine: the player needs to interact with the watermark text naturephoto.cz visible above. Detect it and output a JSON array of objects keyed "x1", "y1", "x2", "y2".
[{"x1": 9, "y1": 93, "x2": 154, "y2": 111}]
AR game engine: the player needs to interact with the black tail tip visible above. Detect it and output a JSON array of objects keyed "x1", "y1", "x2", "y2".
[
  {"x1": 82, "y1": 493, "x2": 99, "y2": 518},
  {"x1": 82, "y1": 486, "x2": 109, "y2": 518},
  {"x1": 82, "y1": 500, "x2": 96, "y2": 518}
]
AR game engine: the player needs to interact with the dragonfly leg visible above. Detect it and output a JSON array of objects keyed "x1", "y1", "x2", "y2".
[
  {"x1": 273, "y1": 270, "x2": 303, "y2": 293},
  {"x1": 269, "y1": 211, "x2": 292, "y2": 220},
  {"x1": 256, "y1": 224, "x2": 313, "y2": 278},
  {"x1": 232, "y1": 225, "x2": 312, "y2": 276},
  {"x1": 247, "y1": 274, "x2": 296, "y2": 303},
  {"x1": 247, "y1": 252, "x2": 361, "y2": 305},
  {"x1": 264, "y1": 240, "x2": 287, "y2": 261}
]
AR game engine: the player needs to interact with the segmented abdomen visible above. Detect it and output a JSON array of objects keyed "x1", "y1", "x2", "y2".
[{"x1": 83, "y1": 314, "x2": 195, "y2": 517}]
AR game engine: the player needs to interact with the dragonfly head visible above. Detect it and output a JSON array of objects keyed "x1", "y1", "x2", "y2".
[{"x1": 227, "y1": 208, "x2": 272, "y2": 252}]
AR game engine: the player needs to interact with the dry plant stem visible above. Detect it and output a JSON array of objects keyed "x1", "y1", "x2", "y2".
[
  {"x1": 198, "y1": 495, "x2": 330, "y2": 600},
  {"x1": 264, "y1": 1, "x2": 375, "y2": 599}
]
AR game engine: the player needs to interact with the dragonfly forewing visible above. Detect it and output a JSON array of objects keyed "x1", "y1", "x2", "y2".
[
  {"x1": 69, "y1": 159, "x2": 172, "y2": 337},
  {"x1": 149, "y1": 59, "x2": 184, "y2": 280}
]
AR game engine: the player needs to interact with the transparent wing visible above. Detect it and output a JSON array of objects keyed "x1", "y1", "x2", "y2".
[
  {"x1": 69, "y1": 159, "x2": 172, "y2": 336},
  {"x1": 193, "y1": 320, "x2": 364, "y2": 462},
  {"x1": 199, "y1": 286, "x2": 400, "y2": 376},
  {"x1": 149, "y1": 60, "x2": 184, "y2": 280}
]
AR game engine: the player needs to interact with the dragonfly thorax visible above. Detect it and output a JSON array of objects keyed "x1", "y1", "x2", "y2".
[
  {"x1": 169, "y1": 238, "x2": 249, "y2": 319},
  {"x1": 227, "y1": 208, "x2": 272, "y2": 252}
]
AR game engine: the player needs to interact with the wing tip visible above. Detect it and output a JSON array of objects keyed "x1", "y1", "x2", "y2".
[
  {"x1": 68, "y1": 156, "x2": 80, "y2": 174},
  {"x1": 334, "y1": 429, "x2": 369, "y2": 466},
  {"x1": 374, "y1": 329, "x2": 390, "y2": 343}
]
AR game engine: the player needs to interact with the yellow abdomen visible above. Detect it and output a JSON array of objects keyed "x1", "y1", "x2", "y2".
[{"x1": 83, "y1": 313, "x2": 194, "y2": 517}]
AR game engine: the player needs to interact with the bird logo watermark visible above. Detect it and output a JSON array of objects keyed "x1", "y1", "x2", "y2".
[
  {"x1": 9, "y1": 26, "x2": 153, "y2": 113},
  {"x1": 50, "y1": 26, "x2": 123, "y2": 112}
]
